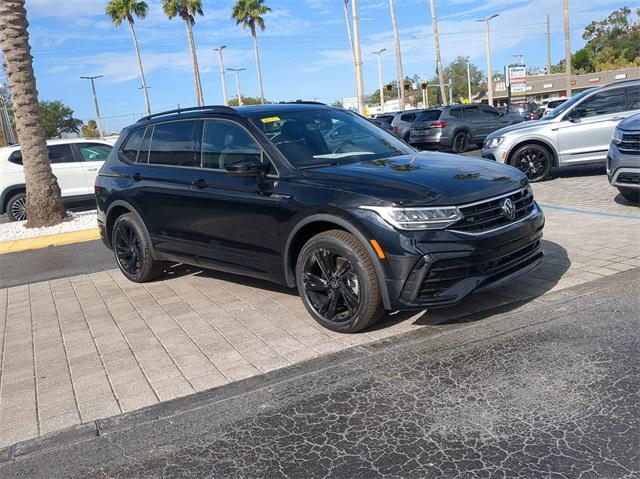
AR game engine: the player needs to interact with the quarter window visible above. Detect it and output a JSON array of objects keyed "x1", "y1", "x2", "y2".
[
  {"x1": 574, "y1": 89, "x2": 626, "y2": 118},
  {"x1": 148, "y1": 121, "x2": 198, "y2": 167},
  {"x1": 201, "y1": 120, "x2": 261, "y2": 170},
  {"x1": 121, "y1": 128, "x2": 145, "y2": 162}
]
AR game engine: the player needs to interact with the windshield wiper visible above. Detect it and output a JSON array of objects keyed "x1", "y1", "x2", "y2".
[{"x1": 298, "y1": 162, "x2": 340, "y2": 169}]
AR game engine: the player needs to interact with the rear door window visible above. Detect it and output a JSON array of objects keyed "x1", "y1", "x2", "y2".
[
  {"x1": 448, "y1": 108, "x2": 463, "y2": 118},
  {"x1": 575, "y1": 88, "x2": 626, "y2": 118},
  {"x1": 626, "y1": 87, "x2": 640, "y2": 110},
  {"x1": 148, "y1": 121, "x2": 198, "y2": 167},
  {"x1": 463, "y1": 106, "x2": 482, "y2": 118},
  {"x1": 480, "y1": 105, "x2": 501, "y2": 118},
  {"x1": 47, "y1": 144, "x2": 75, "y2": 164}
]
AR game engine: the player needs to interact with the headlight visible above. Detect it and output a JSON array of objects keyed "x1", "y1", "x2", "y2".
[
  {"x1": 485, "y1": 137, "x2": 505, "y2": 149},
  {"x1": 611, "y1": 127, "x2": 623, "y2": 145},
  {"x1": 361, "y1": 205, "x2": 462, "y2": 230}
]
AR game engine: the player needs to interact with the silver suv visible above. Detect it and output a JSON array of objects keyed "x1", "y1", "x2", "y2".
[
  {"x1": 607, "y1": 112, "x2": 639, "y2": 203},
  {"x1": 482, "y1": 80, "x2": 640, "y2": 181}
]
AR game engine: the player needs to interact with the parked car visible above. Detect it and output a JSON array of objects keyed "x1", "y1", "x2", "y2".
[
  {"x1": 409, "y1": 104, "x2": 524, "y2": 153},
  {"x1": 541, "y1": 98, "x2": 567, "y2": 117},
  {"x1": 389, "y1": 109, "x2": 425, "y2": 141},
  {"x1": 506, "y1": 102, "x2": 541, "y2": 121},
  {"x1": 482, "y1": 79, "x2": 640, "y2": 181},
  {"x1": 0, "y1": 138, "x2": 113, "y2": 221},
  {"x1": 607, "y1": 112, "x2": 640, "y2": 203},
  {"x1": 96, "y1": 103, "x2": 544, "y2": 333},
  {"x1": 368, "y1": 117, "x2": 395, "y2": 136}
]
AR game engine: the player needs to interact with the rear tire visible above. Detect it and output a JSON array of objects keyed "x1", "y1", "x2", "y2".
[
  {"x1": 510, "y1": 143, "x2": 553, "y2": 182},
  {"x1": 6, "y1": 192, "x2": 27, "y2": 222},
  {"x1": 451, "y1": 131, "x2": 470, "y2": 154},
  {"x1": 112, "y1": 213, "x2": 166, "y2": 283},
  {"x1": 296, "y1": 230, "x2": 384, "y2": 333},
  {"x1": 618, "y1": 187, "x2": 639, "y2": 204}
]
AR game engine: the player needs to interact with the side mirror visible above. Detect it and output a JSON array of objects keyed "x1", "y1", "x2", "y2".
[
  {"x1": 226, "y1": 156, "x2": 265, "y2": 176},
  {"x1": 567, "y1": 109, "x2": 584, "y2": 123}
]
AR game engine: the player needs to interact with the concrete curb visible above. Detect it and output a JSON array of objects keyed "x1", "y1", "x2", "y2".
[{"x1": 0, "y1": 228, "x2": 100, "y2": 255}]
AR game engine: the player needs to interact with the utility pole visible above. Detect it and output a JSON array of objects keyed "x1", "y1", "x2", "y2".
[
  {"x1": 80, "y1": 75, "x2": 104, "y2": 139},
  {"x1": 351, "y1": 0, "x2": 366, "y2": 115},
  {"x1": 477, "y1": 13, "x2": 499, "y2": 106},
  {"x1": 448, "y1": 79, "x2": 452, "y2": 105},
  {"x1": 563, "y1": 0, "x2": 572, "y2": 97},
  {"x1": 214, "y1": 46, "x2": 229, "y2": 106},
  {"x1": 466, "y1": 61, "x2": 472, "y2": 101},
  {"x1": 389, "y1": 0, "x2": 405, "y2": 111},
  {"x1": 429, "y1": 0, "x2": 447, "y2": 106},
  {"x1": 421, "y1": 75, "x2": 427, "y2": 108},
  {"x1": 546, "y1": 14, "x2": 552, "y2": 74},
  {"x1": 374, "y1": 49, "x2": 386, "y2": 113},
  {"x1": 227, "y1": 68, "x2": 246, "y2": 106}
]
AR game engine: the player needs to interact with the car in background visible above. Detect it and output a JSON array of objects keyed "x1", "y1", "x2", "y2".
[
  {"x1": 607, "y1": 112, "x2": 640, "y2": 203},
  {"x1": 0, "y1": 138, "x2": 113, "y2": 221},
  {"x1": 507, "y1": 102, "x2": 541, "y2": 121},
  {"x1": 542, "y1": 98, "x2": 567, "y2": 117},
  {"x1": 482, "y1": 79, "x2": 640, "y2": 182},
  {"x1": 389, "y1": 109, "x2": 425, "y2": 141},
  {"x1": 368, "y1": 117, "x2": 396, "y2": 136},
  {"x1": 408, "y1": 104, "x2": 524, "y2": 153}
]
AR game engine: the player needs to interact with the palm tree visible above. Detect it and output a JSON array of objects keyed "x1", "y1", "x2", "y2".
[
  {"x1": 106, "y1": 0, "x2": 151, "y2": 114},
  {"x1": 232, "y1": 0, "x2": 271, "y2": 104},
  {"x1": 0, "y1": 0, "x2": 67, "y2": 227},
  {"x1": 162, "y1": 0, "x2": 205, "y2": 106}
]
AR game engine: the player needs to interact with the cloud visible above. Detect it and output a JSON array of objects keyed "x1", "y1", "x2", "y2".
[{"x1": 305, "y1": 0, "x2": 334, "y2": 16}]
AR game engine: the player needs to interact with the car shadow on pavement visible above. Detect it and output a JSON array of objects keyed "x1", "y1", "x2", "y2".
[
  {"x1": 550, "y1": 164, "x2": 605, "y2": 178},
  {"x1": 613, "y1": 193, "x2": 639, "y2": 207},
  {"x1": 372, "y1": 239, "x2": 571, "y2": 331}
]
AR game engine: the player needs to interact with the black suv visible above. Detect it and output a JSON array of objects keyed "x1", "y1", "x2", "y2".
[{"x1": 96, "y1": 103, "x2": 545, "y2": 333}]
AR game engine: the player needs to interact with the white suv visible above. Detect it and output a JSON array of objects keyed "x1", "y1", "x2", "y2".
[{"x1": 0, "y1": 138, "x2": 113, "y2": 221}]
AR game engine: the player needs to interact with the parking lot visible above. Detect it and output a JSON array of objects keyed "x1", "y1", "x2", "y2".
[{"x1": 0, "y1": 160, "x2": 638, "y2": 450}]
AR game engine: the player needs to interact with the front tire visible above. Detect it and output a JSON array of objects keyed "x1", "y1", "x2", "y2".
[
  {"x1": 112, "y1": 213, "x2": 165, "y2": 283},
  {"x1": 296, "y1": 230, "x2": 384, "y2": 333},
  {"x1": 6, "y1": 192, "x2": 27, "y2": 222},
  {"x1": 618, "y1": 187, "x2": 639, "y2": 204},
  {"x1": 451, "y1": 131, "x2": 470, "y2": 153},
  {"x1": 510, "y1": 144, "x2": 553, "y2": 182}
]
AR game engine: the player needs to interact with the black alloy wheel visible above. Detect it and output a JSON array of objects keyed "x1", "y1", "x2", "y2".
[
  {"x1": 112, "y1": 213, "x2": 165, "y2": 282},
  {"x1": 7, "y1": 192, "x2": 27, "y2": 222},
  {"x1": 510, "y1": 144, "x2": 552, "y2": 182},
  {"x1": 296, "y1": 230, "x2": 384, "y2": 333},
  {"x1": 451, "y1": 131, "x2": 470, "y2": 154}
]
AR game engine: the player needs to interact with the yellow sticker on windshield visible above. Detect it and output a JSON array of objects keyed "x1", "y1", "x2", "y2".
[{"x1": 261, "y1": 116, "x2": 281, "y2": 123}]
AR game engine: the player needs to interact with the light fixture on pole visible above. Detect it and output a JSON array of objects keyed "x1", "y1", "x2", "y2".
[
  {"x1": 80, "y1": 75, "x2": 104, "y2": 139},
  {"x1": 477, "y1": 13, "x2": 499, "y2": 106},
  {"x1": 227, "y1": 68, "x2": 246, "y2": 106},
  {"x1": 214, "y1": 46, "x2": 229, "y2": 106},
  {"x1": 374, "y1": 48, "x2": 386, "y2": 113}
]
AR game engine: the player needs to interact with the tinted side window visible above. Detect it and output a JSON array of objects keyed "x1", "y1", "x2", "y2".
[
  {"x1": 480, "y1": 106, "x2": 500, "y2": 117},
  {"x1": 400, "y1": 113, "x2": 417, "y2": 122},
  {"x1": 8, "y1": 150, "x2": 22, "y2": 165},
  {"x1": 448, "y1": 108, "x2": 463, "y2": 118},
  {"x1": 148, "y1": 121, "x2": 197, "y2": 167},
  {"x1": 121, "y1": 128, "x2": 144, "y2": 162},
  {"x1": 626, "y1": 87, "x2": 640, "y2": 110},
  {"x1": 48, "y1": 144, "x2": 75, "y2": 164},
  {"x1": 464, "y1": 106, "x2": 481, "y2": 118},
  {"x1": 575, "y1": 89, "x2": 625, "y2": 117},
  {"x1": 77, "y1": 143, "x2": 112, "y2": 161},
  {"x1": 137, "y1": 127, "x2": 152, "y2": 163},
  {"x1": 201, "y1": 120, "x2": 261, "y2": 170}
]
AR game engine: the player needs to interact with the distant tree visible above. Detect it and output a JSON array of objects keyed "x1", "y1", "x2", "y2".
[
  {"x1": 331, "y1": 100, "x2": 344, "y2": 108},
  {"x1": 228, "y1": 96, "x2": 265, "y2": 106},
  {"x1": 0, "y1": 0, "x2": 67, "y2": 226},
  {"x1": 39, "y1": 101, "x2": 83, "y2": 138},
  {"x1": 82, "y1": 119, "x2": 100, "y2": 138},
  {"x1": 442, "y1": 56, "x2": 484, "y2": 103}
]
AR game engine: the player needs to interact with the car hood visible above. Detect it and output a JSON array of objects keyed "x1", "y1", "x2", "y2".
[
  {"x1": 487, "y1": 119, "x2": 553, "y2": 139},
  {"x1": 300, "y1": 152, "x2": 527, "y2": 207}
]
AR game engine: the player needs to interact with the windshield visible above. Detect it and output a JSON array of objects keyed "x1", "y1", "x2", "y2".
[
  {"x1": 543, "y1": 89, "x2": 592, "y2": 120},
  {"x1": 247, "y1": 108, "x2": 413, "y2": 168}
]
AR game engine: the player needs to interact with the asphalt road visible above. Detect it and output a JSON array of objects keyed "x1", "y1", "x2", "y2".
[{"x1": 2, "y1": 269, "x2": 638, "y2": 478}]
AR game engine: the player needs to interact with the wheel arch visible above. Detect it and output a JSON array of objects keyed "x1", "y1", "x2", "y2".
[
  {"x1": 283, "y1": 214, "x2": 391, "y2": 309},
  {"x1": 1, "y1": 184, "x2": 26, "y2": 214},
  {"x1": 507, "y1": 138, "x2": 559, "y2": 168},
  {"x1": 104, "y1": 200, "x2": 146, "y2": 249}
]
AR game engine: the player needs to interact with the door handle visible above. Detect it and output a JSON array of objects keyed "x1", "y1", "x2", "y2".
[
  {"x1": 131, "y1": 172, "x2": 142, "y2": 181},
  {"x1": 87, "y1": 168, "x2": 98, "y2": 172},
  {"x1": 611, "y1": 116, "x2": 626, "y2": 121},
  {"x1": 191, "y1": 178, "x2": 207, "y2": 188}
]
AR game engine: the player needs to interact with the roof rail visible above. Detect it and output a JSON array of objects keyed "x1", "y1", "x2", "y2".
[
  {"x1": 281, "y1": 100, "x2": 326, "y2": 105},
  {"x1": 137, "y1": 105, "x2": 237, "y2": 123}
]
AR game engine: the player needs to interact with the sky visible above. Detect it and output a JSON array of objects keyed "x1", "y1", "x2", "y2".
[{"x1": 19, "y1": 0, "x2": 632, "y2": 131}]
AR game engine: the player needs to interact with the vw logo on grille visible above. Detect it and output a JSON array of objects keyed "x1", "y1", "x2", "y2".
[{"x1": 501, "y1": 198, "x2": 516, "y2": 220}]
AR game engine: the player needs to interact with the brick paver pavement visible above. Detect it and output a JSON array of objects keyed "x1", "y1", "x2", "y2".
[{"x1": 0, "y1": 173, "x2": 638, "y2": 448}]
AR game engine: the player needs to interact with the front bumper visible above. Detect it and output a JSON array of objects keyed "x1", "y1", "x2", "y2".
[
  {"x1": 359, "y1": 202, "x2": 545, "y2": 311},
  {"x1": 481, "y1": 144, "x2": 510, "y2": 163},
  {"x1": 607, "y1": 143, "x2": 640, "y2": 189}
]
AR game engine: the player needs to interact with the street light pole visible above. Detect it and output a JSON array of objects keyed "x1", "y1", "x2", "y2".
[
  {"x1": 477, "y1": 13, "x2": 499, "y2": 106},
  {"x1": 374, "y1": 49, "x2": 386, "y2": 113},
  {"x1": 227, "y1": 68, "x2": 246, "y2": 106},
  {"x1": 389, "y1": 0, "x2": 405, "y2": 111},
  {"x1": 80, "y1": 75, "x2": 104, "y2": 139},
  {"x1": 214, "y1": 46, "x2": 229, "y2": 106},
  {"x1": 546, "y1": 14, "x2": 552, "y2": 74},
  {"x1": 466, "y1": 61, "x2": 472, "y2": 101},
  {"x1": 562, "y1": 0, "x2": 572, "y2": 97},
  {"x1": 429, "y1": 0, "x2": 447, "y2": 106},
  {"x1": 351, "y1": 0, "x2": 366, "y2": 115}
]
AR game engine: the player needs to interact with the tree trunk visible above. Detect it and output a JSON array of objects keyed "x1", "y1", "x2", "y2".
[
  {"x1": 0, "y1": 0, "x2": 67, "y2": 227},
  {"x1": 129, "y1": 19, "x2": 151, "y2": 115},
  {"x1": 250, "y1": 24, "x2": 265, "y2": 105},
  {"x1": 185, "y1": 20, "x2": 204, "y2": 106},
  {"x1": 389, "y1": 0, "x2": 405, "y2": 111}
]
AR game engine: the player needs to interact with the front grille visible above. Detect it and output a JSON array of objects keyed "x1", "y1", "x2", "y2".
[
  {"x1": 451, "y1": 188, "x2": 535, "y2": 233},
  {"x1": 617, "y1": 172, "x2": 640, "y2": 185},
  {"x1": 619, "y1": 133, "x2": 640, "y2": 153},
  {"x1": 418, "y1": 240, "x2": 540, "y2": 299}
]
